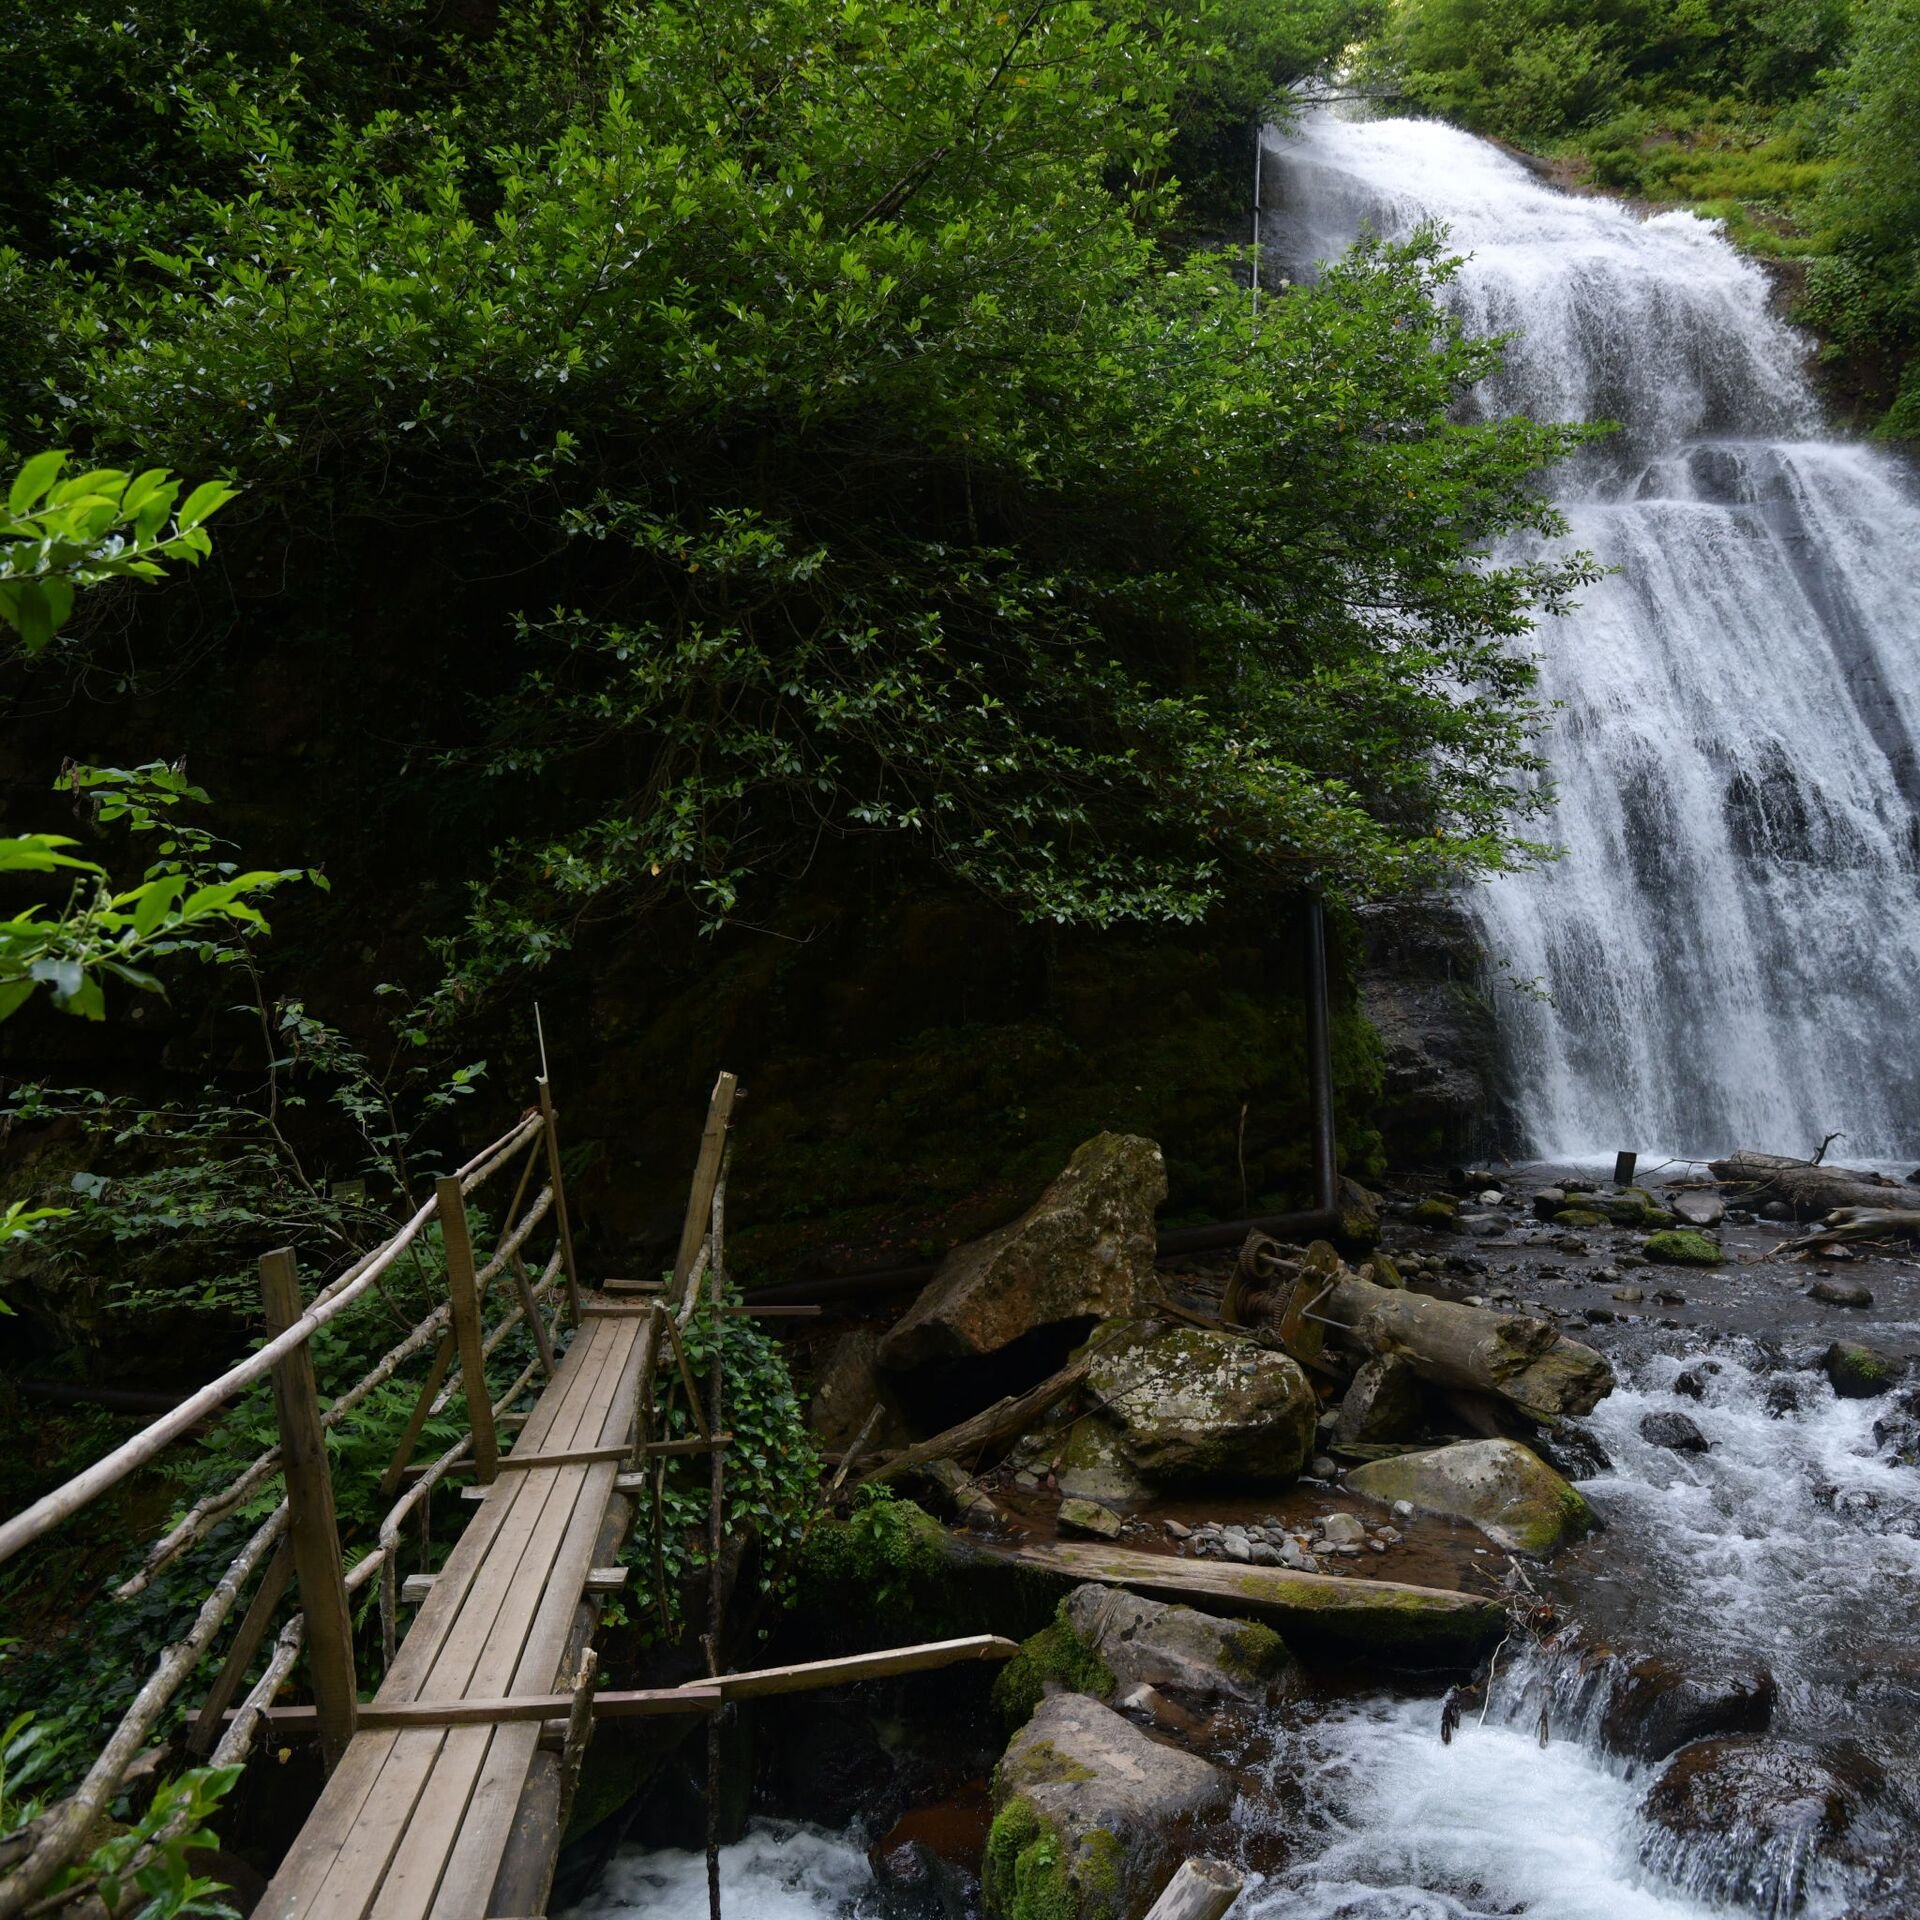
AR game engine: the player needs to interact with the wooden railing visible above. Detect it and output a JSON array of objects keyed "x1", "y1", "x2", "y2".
[{"x1": 0, "y1": 1072, "x2": 587, "y2": 1918}]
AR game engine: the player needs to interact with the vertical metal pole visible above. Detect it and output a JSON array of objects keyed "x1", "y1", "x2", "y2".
[
  {"x1": 258, "y1": 1248, "x2": 358, "y2": 1771},
  {"x1": 1304, "y1": 898, "x2": 1338, "y2": 1214},
  {"x1": 1250, "y1": 121, "x2": 1263, "y2": 320},
  {"x1": 537, "y1": 1076, "x2": 585, "y2": 1326},
  {"x1": 438, "y1": 1176, "x2": 499, "y2": 1484},
  {"x1": 704, "y1": 1149, "x2": 731, "y2": 1920}
]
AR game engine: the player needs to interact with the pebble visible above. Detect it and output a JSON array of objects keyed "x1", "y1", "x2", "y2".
[
  {"x1": 1220, "y1": 1534, "x2": 1252, "y2": 1563},
  {"x1": 1310, "y1": 1455, "x2": 1338, "y2": 1481},
  {"x1": 1478, "y1": 1189, "x2": 1504, "y2": 1205},
  {"x1": 1654, "y1": 1288, "x2": 1686, "y2": 1306},
  {"x1": 1321, "y1": 1511, "x2": 1368, "y2": 1545},
  {"x1": 1333, "y1": 1543, "x2": 1364, "y2": 1557},
  {"x1": 1612, "y1": 1286, "x2": 1645, "y2": 1303},
  {"x1": 1014, "y1": 1470, "x2": 1040, "y2": 1489},
  {"x1": 1368, "y1": 1540, "x2": 1387, "y2": 1554},
  {"x1": 1163, "y1": 1518, "x2": 1191, "y2": 1539},
  {"x1": 1391, "y1": 1500, "x2": 1415, "y2": 1521},
  {"x1": 1247, "y1": 1543, "x2": 1283, "y2": 1567}
]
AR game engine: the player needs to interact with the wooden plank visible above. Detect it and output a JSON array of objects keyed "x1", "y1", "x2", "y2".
[
  {"x1": 699, "y1": 1634, "x2": 1017, "y2": 1701},
  {"x1": 989, "y1": 1540, "x2": 1506, "y2": 1657},
  {"x1": 671, "y1": 1072, "x2": 738, "y2": 1301},
  {"x1": 603, "y1": 1278, "x2": 664, "y2": 1294},
  {"x1": 260, "y1": 1249, "x2": 358, "y2": 1771},
  {"x1": 242, "y1": 1688, "x2": 722, "y2": 1732},
  {"x1": 494, "y1": 1446, "x2": 631, "y2": 1470},
  {"x1": 1144, "y1": 1859, "x2": 1245, "y2": 1920},
  {"x1": 439, "y1": 1177, "x2": 499, "y2": 1485},
  {"x1": 402, "y1": 1567, "x2": 627, "y2": 1605}
]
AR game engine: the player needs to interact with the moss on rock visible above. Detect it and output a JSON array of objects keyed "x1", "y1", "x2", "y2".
[
  {"x1": 1644, "y1": 1229, "x2": 1723, "y2": 1266},
  {"x1": 994, "y1": 1604, "x2": 1118, "y2": 1725}
]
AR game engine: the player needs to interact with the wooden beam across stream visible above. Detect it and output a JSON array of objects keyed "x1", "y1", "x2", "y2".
[{"x1": 239, "y1": 1634, "x2": 1020, "y2": 1734}]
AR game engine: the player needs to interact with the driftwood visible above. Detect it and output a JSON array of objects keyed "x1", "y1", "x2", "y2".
[
  {"x1": 1782, "y1": 1207, "x2": 1920, "y2": 1252},
  {"x1": 858, "y1": 1364, "x2": 1088, "y2": 1487},
  {"x1": 1321, "y1": 1269, "x2": 1614, "y2": 1419},
  {"x1": 1711, "y1": 1151, "x2": 1920, "y2": 1218},
  {"x1": 1145, "y1": 1860, "x2": 1245, "y2": 1920},
  {"x1": 974, "y1": 1538, "x2": 1504, "y2": 1657}
]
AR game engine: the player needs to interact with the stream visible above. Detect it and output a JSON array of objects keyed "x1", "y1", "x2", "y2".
[{"x1": 565, "y1": 111, "x2": 1920, "y2": 1920}]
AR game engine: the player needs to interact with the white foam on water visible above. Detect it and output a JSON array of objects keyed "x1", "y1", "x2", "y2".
[
  {"x1": 566, "y1": 1819, "x2": 875, "y2": 1920},
  {"x1": 1266, "y1": 112, "x2": 1920, "y2": 1161}
]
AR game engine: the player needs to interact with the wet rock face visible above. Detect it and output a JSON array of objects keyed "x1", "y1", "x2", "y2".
[
  {"x1": 879, "y1": 1135, "x2": 1166, "y2": 1371},
  {"x1": 1063, "y1": 1582, "x2": 1296, "y2": 1708},
  {"x1": 1640, "y1": 1736, "x2": 1885, "y2": 1913},
  {"x1": 1345, "y1": 1438, "x2": 1597, "y2": 1555},
  {"x1": 985, "y1": 1693, "x2": 1231, "y2": 1920},
  {"x1": 809, "y1": 1328, "x2": 911, "y2": 1452},
  {"x1": 1334, "y1": 1354, "x2": 1427, "y2": 1446},
  {"x1": 1825, "y1": 1340, "x2": 1904, "y2": 1399},
  {"x1": 1639, "y1": 1409, "x2": 1710, "y2": 1454},
  {"x1": 1081, "y1": 1319, "x2": 1316, "y2": 1485},
  {"x1": 1598, "y1": 1655, "x2": 1776, "y2": 1761}
]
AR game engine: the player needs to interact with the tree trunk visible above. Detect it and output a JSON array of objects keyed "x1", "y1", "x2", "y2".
[
  {"x1": 1322, "y1": 1273, "x2": 1614, "y2": 1419},
  {"x1": 1710, "y1": 1152, "x2": 1920, "y2": 1218}
]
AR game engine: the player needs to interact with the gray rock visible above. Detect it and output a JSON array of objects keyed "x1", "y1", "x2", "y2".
[
  {"x1": 1825, "y1": 1341, "x2": 1903, "y2": 1399},
  {"x1": 1310, "y1": 1454, "x2": 1339, "y2": 1481},
  {"x1": 1671, "y1": 1190, "x2": 1726, "y2": 1230},
  {"x1": 1053, "y1": 1419, "x2": 1152, "y2": 1507},
  {"x1": 1347, "y1": 1439, "x2": 1598, "y2": 1556},
  {"x1": 1640, "y1": 1410, "x2": 1710, "y2": 1453},
  {"x1": 1219, "y1": 1533, "x2": 1251, "y2": 1563},
  {"x1": 1532, "y1": 1188, "x2": 1568, "y2": 1221},
  {"x1": 1598, "y1": 1655, "x2": 1775, "y2": 1761},
  {"x1": 1320, "y1": 1511, "x2": 1368, "y2": 1545},
  {"x1": 879, "y1": 1134, "x2": 1164, "y2": 1370},
  {"x1": 1057, "y1": 1497, "x2": 1124, "y2": 1540},
  {"x1": 987, "y1": 1693, "x2": 1233, "y2": 1920},
  {"x1": 1334, "y1": 1354, "x2": 1427, "y2": 1447},
  {"x1": 1064, "y1": 1583, "x2": 1296, "y2": 1706},
  {"x1": 1081, "y1": 1319, "x2": 1316, "y2": 1485},
  {"x1": 807, "y1": 1328, "x2": 910, "y2": 1452},
  {"x1": 1810, "y1": 1277, "x2": 1873, "y2": 1308}
]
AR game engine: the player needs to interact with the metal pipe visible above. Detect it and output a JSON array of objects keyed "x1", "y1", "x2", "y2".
[{"x1": 1304, "y1": 895, "x2": 1339, "y2": 1214}]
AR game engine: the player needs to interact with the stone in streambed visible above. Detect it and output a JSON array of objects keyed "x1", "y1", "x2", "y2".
[
  {"x1": 1639, "y1": 1409, "x2": 1710, "y2": 1453},
  {"x1": 1825, "y1": 1341, "x2": 1903, "y2": 1399},
  {"x1": 879, "y1": 1134, "x2": 1165, "y2": 1370},
  {"x1": 1346, "y1": 1438, "x2": 1597, "y2": 1556},
  {"x1": 1080, "y1": 1318, "x2": 1316, "y2": 1485},
  {"x1": 985, "y1": 1693, "x2": 1231, "y2": 1920},
  {"x1": 1644, "y1": 1229, "x2": 1723, "y2": 1266},
  {"x1": 1809, "y1": 1276, "x2": 1873, "y2": 1308},
  {"x1": 1057, "y1": 1498, "x2": 1123, "y2": 1540},
  {"x1": 1554, "y1": 1207, "x2": 1610, "y2": 1229},
  {"x1": 1064, "y1": 1582, "x2": 1296, "y2": 1705},
  {"x1": 1334, "y1": 1354, "x2": 1427, "y2": 1446},
  {"x1": 1672, "y1": 1190, "x2": 1726, "y2": 1229},
  {"x1": 1052, "y1": 1420, "x2": 1150, "y2": 1507},
  {"x1": 1598, "y1": 1655, "x2": 1775, "y2": 1762}
]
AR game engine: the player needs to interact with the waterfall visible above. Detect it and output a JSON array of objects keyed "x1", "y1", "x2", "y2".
[{"x1": 1264, "y1": 114, "x2": 1920, "y2": 1161}]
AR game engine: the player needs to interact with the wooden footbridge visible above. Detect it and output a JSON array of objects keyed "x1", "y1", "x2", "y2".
[{"x1": 0, "y1": 1070, "x2": 1014, "y2": 1920}]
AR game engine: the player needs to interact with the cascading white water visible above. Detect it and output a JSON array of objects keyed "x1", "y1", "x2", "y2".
[{"x1": 1264, "y1": 114, "x2": 1920, "y2": 1160}]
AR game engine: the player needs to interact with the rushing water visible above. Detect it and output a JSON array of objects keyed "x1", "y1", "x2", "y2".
[{"x1": 1264, "y1": 113, "x2": 1920, "y2": 1162}]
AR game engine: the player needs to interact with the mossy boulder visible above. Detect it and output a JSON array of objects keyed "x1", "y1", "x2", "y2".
[
  {"x1": 879, "y1": 1134, "x2": 1166, "y2": 1370},
  {"x1": 1079, "y1": 1318, "x2": 1316, "y2": 1484},
  {"x1": 993, "y1": 1602, "x2": 1116, "y2": 1726},
  {"x1": 1554, "y1": 1207, "x2": 1610, "y2": 1230},
  {"x1": 1053, "y1": 1419, "x2": 1151, "y2": 1506},
  {"x1": 1644, "y1": 1229, "x2": 1724, "y2": 1267},
  {"x1": 1824, "y1": 1341, "x2": 1903, "y2": 1399},
  {"x1": 1412, "y1": 1195, "x2": 1461, "y2": 1229},
  {"x1": 1064, "y1": 1582, "x2": 1296, "y2": 1706},
  {"x1": 1347, "y1": 1438, "x2": 1598, "y2": 1556},
  {"x1": 986, "y1": 1693, "x2": 1232, "y2": 1920}
]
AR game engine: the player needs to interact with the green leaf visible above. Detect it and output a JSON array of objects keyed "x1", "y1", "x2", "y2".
[{"x1": 7, "y1": 450, "x2": 64, "y2": 516}]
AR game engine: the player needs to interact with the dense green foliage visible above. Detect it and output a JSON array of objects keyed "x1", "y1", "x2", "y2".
[
  {"x1": 1361, "y1": 0, "x2": 1920, "y2": 433},
  {"x1": 991, "y1": 1599, "x2": 1115, "y2": 1723},
  {"x1": 3, "y1": 0, "x2": 1593, "y2": 1020}
]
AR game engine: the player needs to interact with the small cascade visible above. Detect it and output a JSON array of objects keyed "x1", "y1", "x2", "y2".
[{"x1": 1265, "y1": 113, "x2": 1920, "y2": 1159}]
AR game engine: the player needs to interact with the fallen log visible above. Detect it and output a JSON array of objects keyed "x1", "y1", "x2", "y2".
[
  {"x1": 1710, "y1": 1152, "x2": 1920, "y2": 1218},
  {"x1": 1144, "y1": 1859, "x2": 1245, "y2": 1920},
  {"x1": 1781, "y1": 1207, "x2": 1920, "y2": 1252},
  {"x1": 977, "y1": 1538, "x2": 1505, "y2": 1661},
  {"x1": 1321, "y1": 1268, "x2": 1614, "y2": 1419},
  {"x1": 858, "y1": 1364, "x2": 1087, "y2": 1488}
]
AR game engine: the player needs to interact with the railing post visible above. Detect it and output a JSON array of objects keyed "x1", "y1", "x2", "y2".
[
  {"x1": 258, "y1": 1247, "x2": 358, "y2": 1771},
  {"x1": 537, "y1": 1076, "x2": 585, "y2": 1325},
  {"x1": 438, "y1": 1176, "x2": 499, "y2": 1484}
]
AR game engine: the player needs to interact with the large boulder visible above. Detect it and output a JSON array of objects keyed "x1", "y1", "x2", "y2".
[
  {"x1": 809, "y1": 1328, "x2": 912, "y2": 1453},
  {"x1": 879, "y1": 1136, "x2": 1166, "y2": 1371},
  {"x1": 1081, "y1": 1319, "x2": 1316, "y2": 1485},
  {"x1": 1640, "y1": 1736, "x2": 1884, "y2": 1912},
  {"x1": 1598, "y1": 1654, "x2": 1776, "y2": 1762},
  {"x1": 985, "y1": 1693, "x2": 1231, "y2": 1920},
  {"x1": 1346, "y1": 1438, "x2": 1597, "y2": 1556},
  {"x1": 1063, "y1": 1582, "x2": 1295, "y2": 1707}
]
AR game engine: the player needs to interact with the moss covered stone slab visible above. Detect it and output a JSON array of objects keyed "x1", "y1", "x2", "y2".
[
  {"x1": 1064, "y1": 1582, "x2": 1295, "y2": 1705},
  {"x1": 1346, "y1": 1438, "x2": 1596, "y2": 1557},
  {"x1": 986, "y1": 1692, "x2": 1231, "y2": 1920},
  {"x1": 879, "y1": 1134, "x2": 1166, "y2": 1370},
  {"x1": 986, "y1": 1539, "x2": 1504, "y2": 1663},
  {"x1": 1643, "y1": 1229, "x2": 1723, "y2": 1266}
]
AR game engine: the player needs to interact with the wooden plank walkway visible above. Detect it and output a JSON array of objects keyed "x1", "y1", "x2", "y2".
[{"x1": 258, "y1": 1298, "x2": 656, "y2": 1919}]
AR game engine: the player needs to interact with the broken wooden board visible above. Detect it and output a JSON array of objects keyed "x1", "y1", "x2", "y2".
[{"x1": 985, "y1": 1539, "x2": 1505, "y2": 1661}]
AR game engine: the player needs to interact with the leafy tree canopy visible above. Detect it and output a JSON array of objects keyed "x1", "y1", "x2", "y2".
[{"x1": 3, "y1": 0, "x2": 1596, "y2": 1014}]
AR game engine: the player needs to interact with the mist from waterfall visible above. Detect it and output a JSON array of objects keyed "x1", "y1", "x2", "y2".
[{"x1": 1264, "y1": 114, "x2": 1920, "y2": 1160}]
